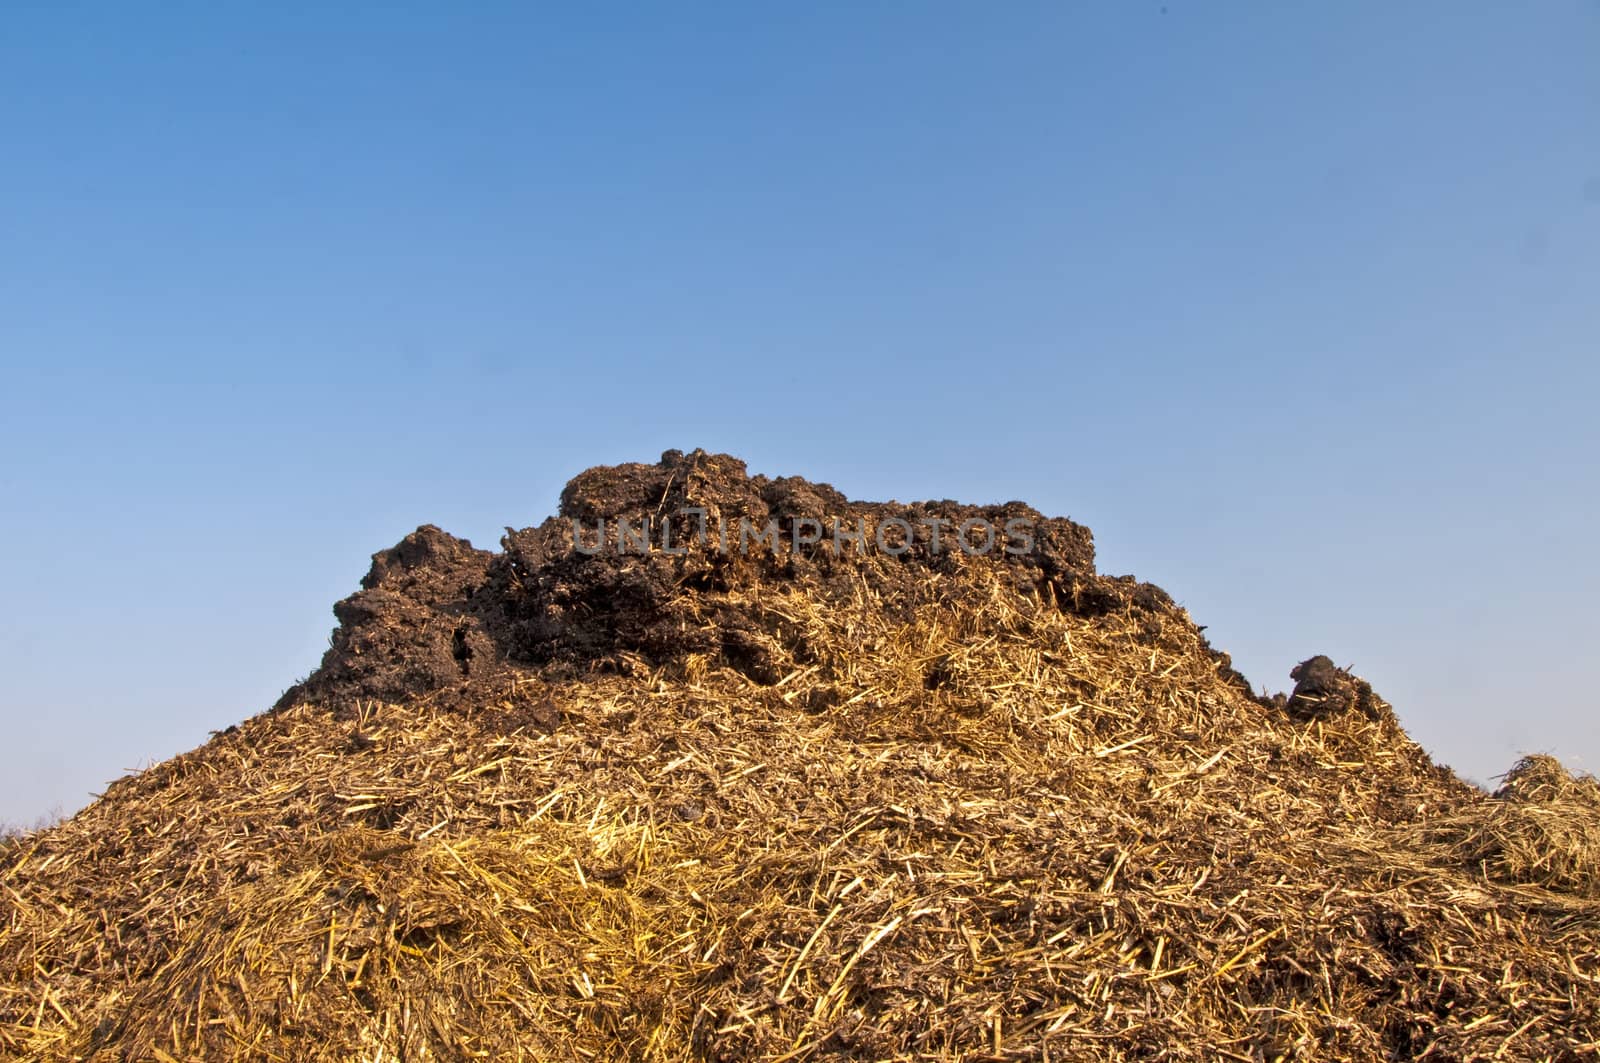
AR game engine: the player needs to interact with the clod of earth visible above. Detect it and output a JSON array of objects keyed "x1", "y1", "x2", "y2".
[{"x1": 2, "y1": 449, "x2": 1596, "y2": 1062}]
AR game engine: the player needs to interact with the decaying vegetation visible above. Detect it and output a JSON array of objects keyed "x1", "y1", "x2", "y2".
[{"x1": 2, "y1": 451, "x2": 1595, "y2": 1061}]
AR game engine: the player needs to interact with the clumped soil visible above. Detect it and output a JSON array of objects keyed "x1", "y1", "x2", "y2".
[
  {"x1": 3, "y1": 450, "x2": 1596, "y2": 1062},
  {"x1": 279, "y1": 449, "x2": 1225, "y2": 713}
]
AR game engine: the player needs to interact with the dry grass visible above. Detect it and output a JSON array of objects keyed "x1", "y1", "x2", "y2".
[
  {"x1": 1403, "y1": 755, "x2": 1600, "y2": 898},
  {"x1": 0, "y1": 810, "x2": 63, "y2": 857},
  {"x1": 2, "y1": 565, "x2": 1597, "y2": 1060}
]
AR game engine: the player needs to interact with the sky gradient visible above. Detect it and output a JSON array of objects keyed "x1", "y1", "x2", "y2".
[{"x1": 2, "y1": 3, "x2": 1598, "y2": 825}]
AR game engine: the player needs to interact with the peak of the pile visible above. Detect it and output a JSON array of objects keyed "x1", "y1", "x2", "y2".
[
  {"x1": 277, "y1": 448, "x2": 1238, "y2": 713},
  {"x1": 554, "y1": 448, "x2": 1088, "y2": 567}
]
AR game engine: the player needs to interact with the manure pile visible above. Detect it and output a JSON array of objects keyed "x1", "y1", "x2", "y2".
[{"x1": 3, "y1": 450, "x2": 1597, "y2": 1062}]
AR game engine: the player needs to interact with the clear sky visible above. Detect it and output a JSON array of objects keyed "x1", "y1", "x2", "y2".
[{"x1": 2, "y1": 4, "x2": 1597, "y2": 825}]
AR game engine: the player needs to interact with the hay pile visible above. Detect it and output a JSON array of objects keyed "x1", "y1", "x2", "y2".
[{"x1": 2, "y1": 450, "x2": 1596, "y2": 1061}]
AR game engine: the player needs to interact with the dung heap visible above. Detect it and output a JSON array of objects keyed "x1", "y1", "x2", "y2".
[{"x1": 2, "y1": 450, "x2": 1597, "y2": 1062}]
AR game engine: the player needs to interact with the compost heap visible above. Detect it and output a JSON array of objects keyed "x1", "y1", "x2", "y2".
[{"x1": 3, "y1": 450, "x2": 1597, "y2": 1062}]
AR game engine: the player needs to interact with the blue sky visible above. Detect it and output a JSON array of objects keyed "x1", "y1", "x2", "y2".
[{"x1": 2, "y1": 3, "x2": 1597, "y2": 824}]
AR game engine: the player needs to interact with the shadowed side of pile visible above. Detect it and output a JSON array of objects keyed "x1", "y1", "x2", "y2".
[{"x1": 2, "y1": 452, "x2": 1598, "y2": 1061}]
